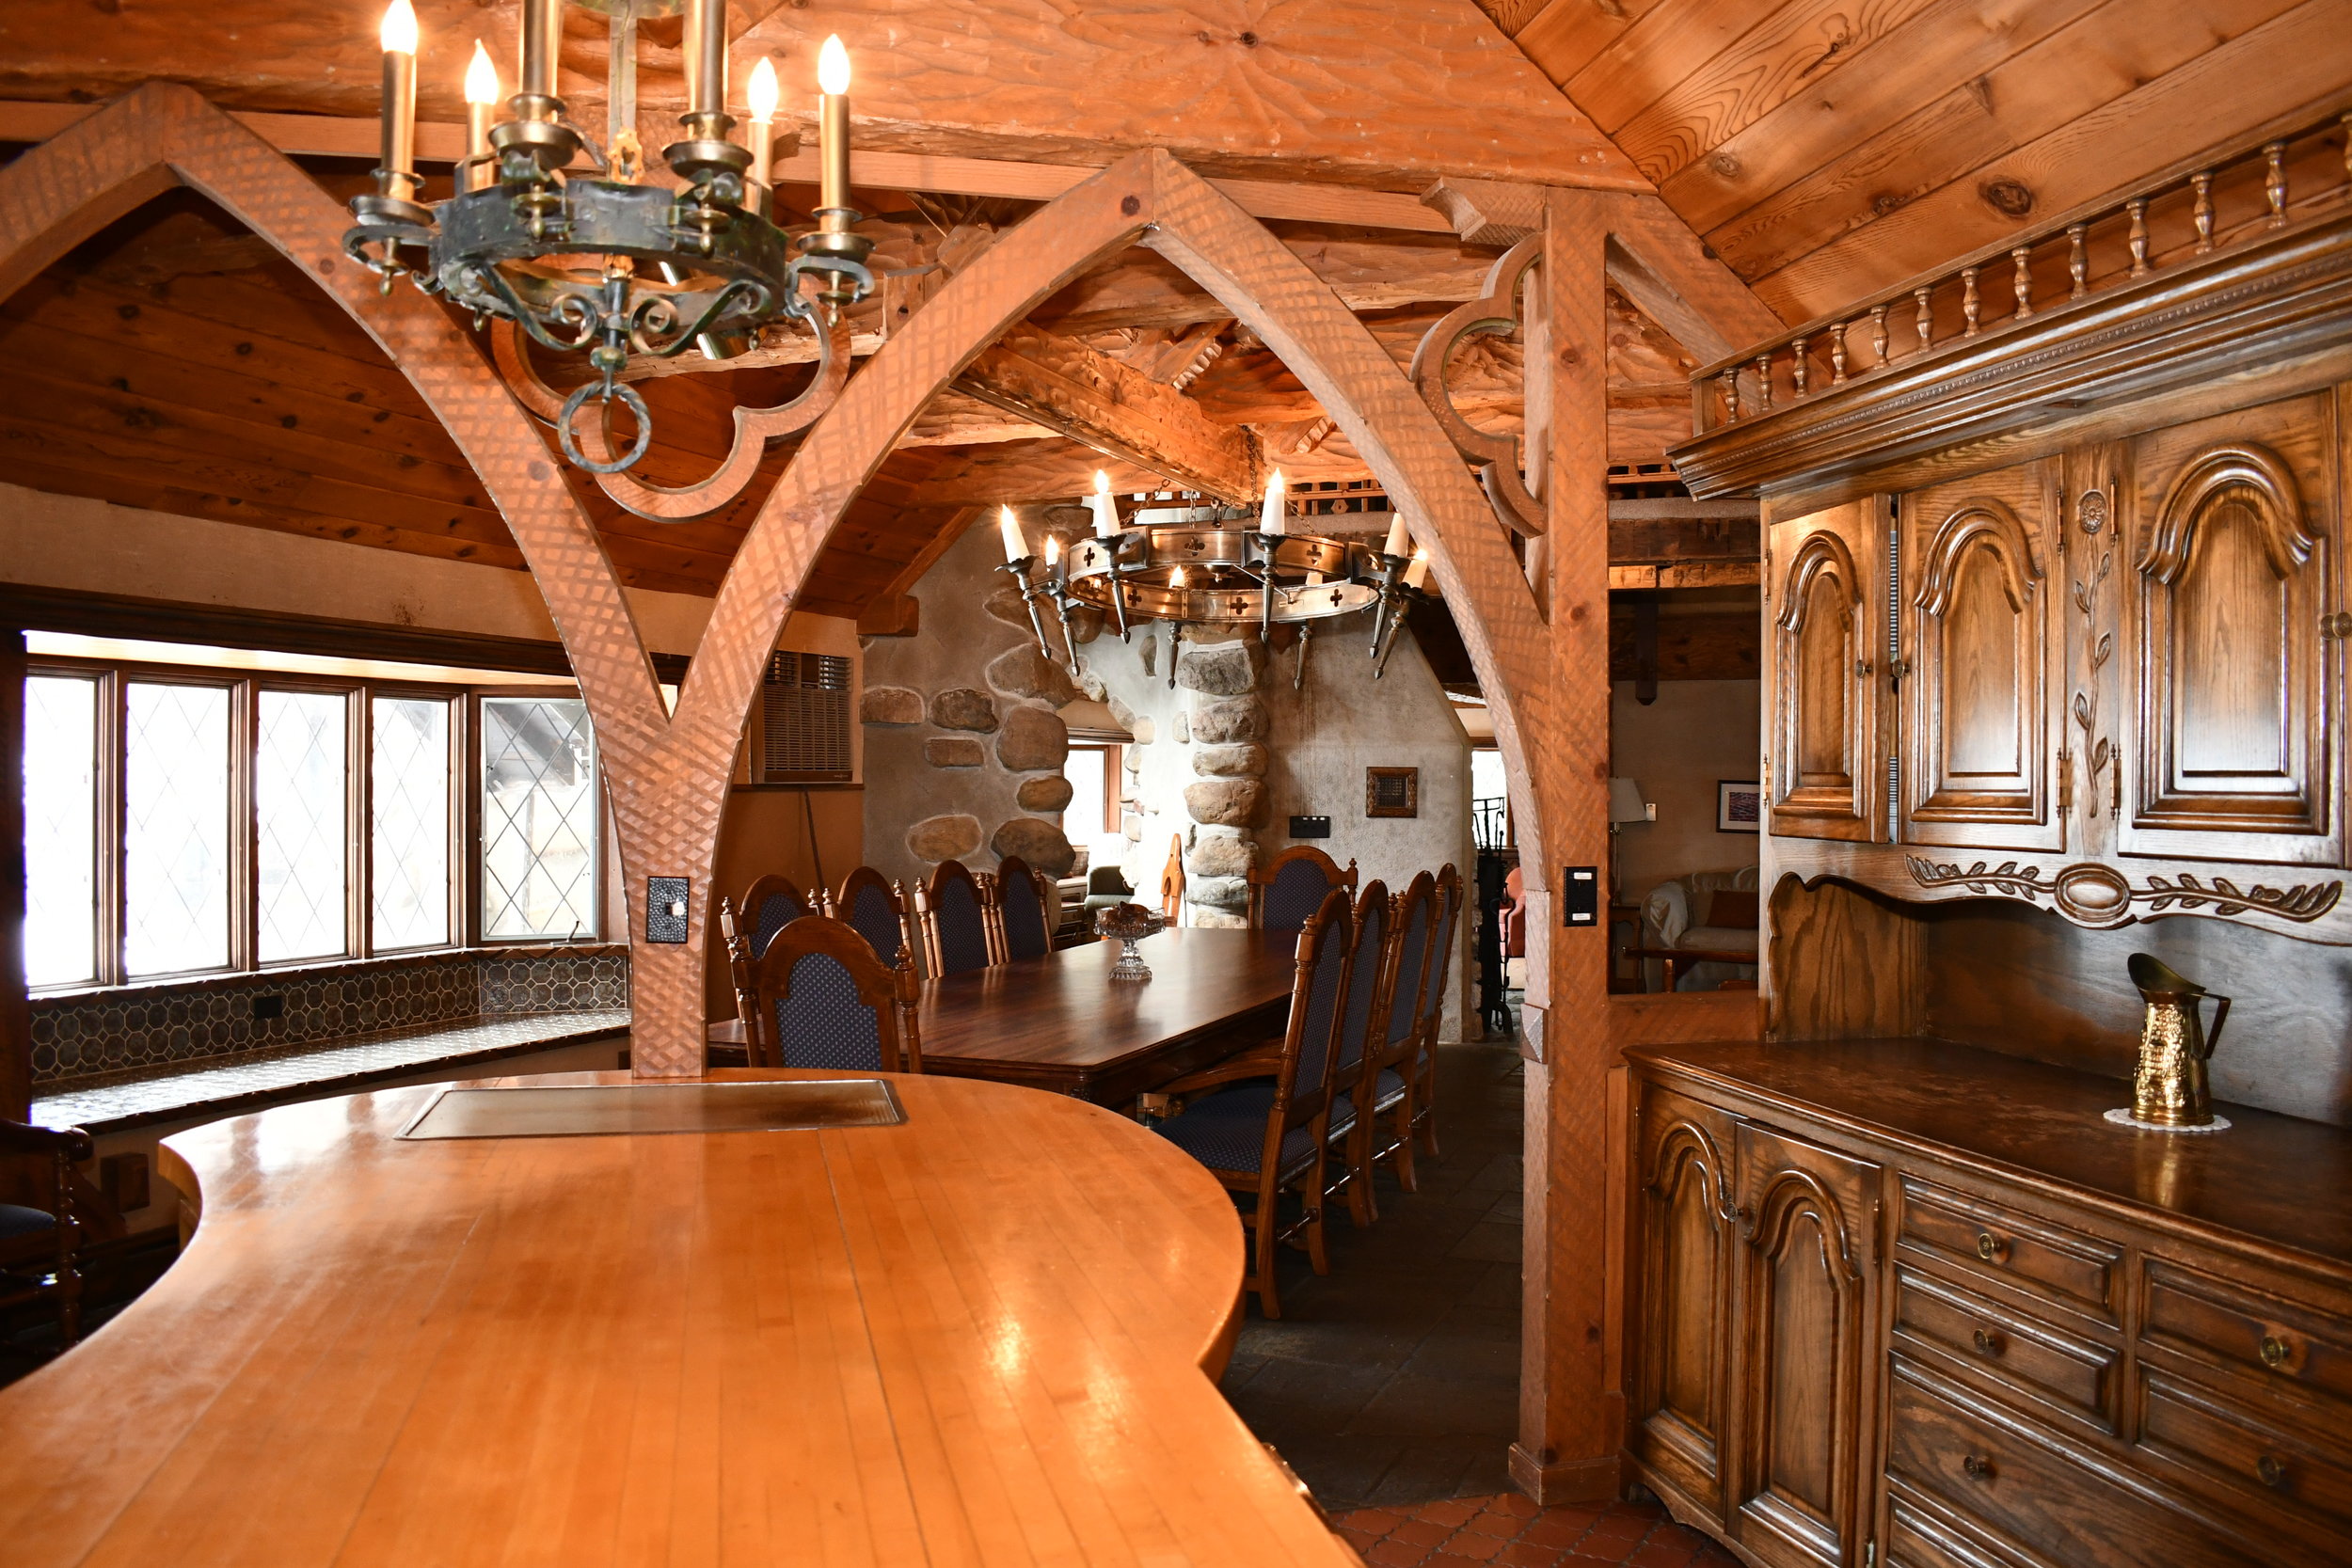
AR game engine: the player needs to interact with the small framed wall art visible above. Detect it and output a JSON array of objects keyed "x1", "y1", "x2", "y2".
[
  {"x1": 1717, "y1": 779, "x2": 1762, "y2": 833},
  {"x1": 1366, "y1": 766, "x2": 1420, "y2": 818}
]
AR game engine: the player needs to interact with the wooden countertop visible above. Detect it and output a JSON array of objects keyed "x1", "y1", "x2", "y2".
[
  {"x1": 1629, "y1": 1037, "x2": 2352, "y2": 1273},
  {"x1": 0, "y1": 1069, "x2": 1357, "y2": 1566}
]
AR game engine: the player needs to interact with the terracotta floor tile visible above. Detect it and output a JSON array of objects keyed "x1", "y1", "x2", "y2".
[
  {"x1": 1427, "y1": 1556, "x2": 1502, "y2": 1568},
  {"x1": 1562, "y1": 1534, "x2": 1638, "y2": 1565},
  {"x1": 1626, "y1": 1541, "x2": 1692, "y2": 1568},
  {"x1": 1460, "y1": 1511, "x2": 1521, "y2": 1539},
  {"x1": 1343, "y1": 1508, "x2": 1412, "y2": 1539},
  {"x1": 1496, "y1": 1542, "x2": 1565, "y2": 1567},
  {"x1": 1367, "y1": 1537, "x2": 1432, "y2": 1568},
  {"x1": 1439, "y1": 1532, "x2": 1510, "y2": 1562},
  {"x1": 1486, "y1": 1494, "x2": 1543, "y2": 1519},
  {"x1": 1392, "y1": 1519, "x2": 1454, "y2": 1549},
  {"x1": 1583, "y1": 1513, "x2": 1650, "y2": 1541},
  {"x1": 1340, "y1": 1527, "x2": 1386, "y2": 1555},
  {"x1": 1514, "y1": 1514, "x2": 1591, "y2": 1550},
  {"x1": 1418, "y1": 1499, "x2": 1485, "y2": 1528}
]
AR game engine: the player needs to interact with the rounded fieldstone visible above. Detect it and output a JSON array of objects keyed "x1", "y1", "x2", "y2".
[
  {"x1": 1193, "y1": 743, "x2": 1268, "y2": 779},
  {"x1": 1175, "y1": 641, "x2": 1261, "y2": 696},
  {"x1": 1191, "y1": 696, "x2": 1267, "y2": 744},
  {"x1": 861, "y1": 685, "x2": 926, "y2": 725},
  {"x1": 983, "y1": 586, "x2": 1033, "y2": 627},
  {"x1": 924, "y1": 736, "x2": 986, "y2": 768},
  {"x1": 1139, "y1": 637, "x2": 1157, "y2": 677},
  {"x1": 1188, "y1": 907, "x2": 1248, "y2": 929},
  {"x1": 1184, "y1": 778, "x2": 1266, "y2": 828},
  {"x1": 1173, "y1": 711, "x2": 1191, "y2": 743},
  {"x1": 995, "y1": 705, "x2": 1070, "y2": 771},
  {"x1": 1185, "y1": 832, "x2": 1254, "y2": 879},
  {"x1": 906, "y1": 813, "x2": 983, "y2": 863},
  {"x1": 1188, "y1": 875, "x2": 1248, "y2": 911},
  {"x1": 1128, "y1": 716, "x2": 1156, "y2": 745},
  {"x1": 991, "y1": 816, "x2": 1075, "y2": 877},
  {"x1": 931, "y1": 687, "x2": 1000, "y2": 732},
  {"x1": 986, "y1": 645, "x2": 1081, "y2": 706},
  {"x1": 1068, "y1": 606, "x2": 1106, "y2": 645},
  {"x1": 1017, "y1": 774, "x2": 1075, "y2": 813}
]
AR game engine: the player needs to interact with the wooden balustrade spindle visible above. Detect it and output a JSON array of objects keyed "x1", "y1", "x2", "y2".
[
  {"x1": 1754, "y1": 354, "x2": 1772, "y2": 412},
  {"x1": 1962, "y1": 266, "x2": 1980, "y2": 336},
  {"x1": 1719, "y1": 367, "x2": 1739, "y2": 422},
  {"x1": 2343, "y1": 111, "x2": 2352, "y2": 197},
  {"x1": 2011, "y1": 246, "x2": 2034, "y2": 320},
  {"x1": 1791, "y1": 335, "x2": 1808, "y2": 396},
  {"x1": 1914, "y1": 286, "x2": 1933, "y2": 352},
  {"x1": 2127, "y1": 198, "x2": 2151, "y2": 276},
  {"x1": 2068, "y1": 223, "x2": 2089, "y2": 297},
  {"x1": 1830, "y1": 321, "x2": 1849, "y2": 385},
  {"x1": 2265, "y1": 141, "x2": 2288, "y2": 228},
  {"x1": 1870, "y1": 304, "x2": 1889, "y2": 365},
  {"x1": 2193, "y1": 171, "x2": 2215, "y2": 252}
]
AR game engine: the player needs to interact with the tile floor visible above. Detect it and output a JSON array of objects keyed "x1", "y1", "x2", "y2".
[{"x1": 1332, "y1": 1495, "x2": 1739, "y2": 1567}]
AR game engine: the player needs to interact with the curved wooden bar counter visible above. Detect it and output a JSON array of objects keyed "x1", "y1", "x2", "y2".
[{"x1": 0, "y1": 1069, "x2": 1357, "y2": 1567}]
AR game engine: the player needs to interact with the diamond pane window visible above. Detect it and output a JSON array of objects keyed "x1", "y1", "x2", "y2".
[
  {"x1": 372, "y1": 696, "x2": 452, "y2": 950},
  {"x1": 256, "y1": 690, "x2": 348, "y2": 963},
  {"x1": 124, "y1": 682, "x2": 231, "y2": 976},
  {"x1": 24, "y1": 674, "x2": 99, "y2": 988},
  {"x1": 482, "y1": 697, "x2": 598, "y2": 941}
]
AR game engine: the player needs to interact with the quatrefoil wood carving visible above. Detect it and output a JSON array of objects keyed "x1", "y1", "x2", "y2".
[{"x1": 1407, "y1": 235, "x2": 1545, "y2": 538}]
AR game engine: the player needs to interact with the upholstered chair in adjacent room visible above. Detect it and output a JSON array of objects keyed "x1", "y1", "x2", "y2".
[
  {"x1": 744, "y1": 915, "x2": 923, "y2": 1073},
  {"x1": 1361, "y1": 870, "x2": 1438, "y2": 1197},
  {"x1": 1321, "y1": 880, "x2": 1391, "y2": 1227},
  {"x1": 1151, "y1": 886, "x2": 1355, "y2": 1318},
  {"x1": 915, "y1": 859, "x2": 1000, "y2": 976},
  {"x1": 994, "y1": 855, "x2": 1056, "y2": 961},
  {"x1": 1411, "y1": 863, "x2": 1465, "y2": 1161},
  {"x1": 1248, "y1": 845, "x2": 1359, "y2": 933}
]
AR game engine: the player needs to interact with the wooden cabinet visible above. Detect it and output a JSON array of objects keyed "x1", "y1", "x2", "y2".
[
  {"x1": 1771, "y1": 500, "x2": 1883, "y2": 843},
  {"x1": 1629, "y1": 1088, "x2": 1737, "y2": 1514}
]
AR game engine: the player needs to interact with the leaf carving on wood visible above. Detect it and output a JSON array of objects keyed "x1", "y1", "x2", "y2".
[
  {"x1": 1407, "y1": 235, "x2": 1544, "y2": 536},
  {"x1": 1904, "y1": 856, "x2": 2343, "y2": 926}
]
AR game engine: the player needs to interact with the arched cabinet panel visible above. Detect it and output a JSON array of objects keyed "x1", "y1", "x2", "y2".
[
  {"x1": 2122, "y1": 398, "x2": 2339, "y2": 865},
  {"x1": 1901, "y1": 463, "x2": 2062, "y2": 851},
  {"x1": 1771, "y1": 503, "x2": 1881, "y2": 843},
  {"x1": 1629, "y1": 1089, "x2": 1739, "y2": 1518}
]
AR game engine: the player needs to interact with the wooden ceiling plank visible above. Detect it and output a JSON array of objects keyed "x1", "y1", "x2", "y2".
[
  {"x1": 1745, "y1": 0, "x2": 2350, "y2": 319},
  {"x1": 1509, "y1": 0, "x2": 1677, "y2": 89},
  {"x1": 1656, "y1": 0, "x2": 2112, "y2": 237},
  {"x1": 897, "y1": 443, "x2": 1176, "y2": 507},
  {"x1": 1608, "y1": 0, "x2": 1948, "y2": 188},
  {"x1": 1562, "y1": 0, "x2": 1791, "y2": 135},
  {"x1": 1605, "y1": 195, "x2": 1790, "y2": 350}
]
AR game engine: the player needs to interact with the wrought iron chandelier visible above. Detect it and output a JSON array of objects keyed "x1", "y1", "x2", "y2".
[
  {"x1": 343, "y1": 0, "x2": 872, "y2": 475},
  {"x1": 997, "y1": 472, "x2": 1433, "y2": 682}
]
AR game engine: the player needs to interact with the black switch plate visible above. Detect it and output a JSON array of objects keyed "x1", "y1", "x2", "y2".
[
  {"x1": 1289, "y1": 815, "x2": 1332, "y2": 839},
  {"x1": 1562, "y1": 865, "x2": 1599, "y2": 927},
  {"x1": 647, "y1": 877, "x2": 691, "y2": 944}
]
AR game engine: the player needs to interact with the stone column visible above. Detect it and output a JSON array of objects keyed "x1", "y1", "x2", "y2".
[{"x1": 1175, "y1": 636, "x2": 1268, "y2": 927}]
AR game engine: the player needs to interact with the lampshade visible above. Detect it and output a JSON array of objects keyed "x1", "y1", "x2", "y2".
[{"x1": 1609, "y1": 777, "x2": 1649, "y2": 824}]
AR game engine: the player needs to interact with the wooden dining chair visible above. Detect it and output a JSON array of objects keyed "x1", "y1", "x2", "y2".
[
  {"x1": 1152, "y1": 886, "x2": 1354, "y2": 1319},
  {"x1": 1361, "y1": 871, "x2": 1438, "y2": 1197},
  {"x1": 1247, "y1": 845, "x2": 1359, "y2": 933},
  {"x1": 744, "y1": 914, "x2": 923, "y2": 1073},
  {"x1": 1159, "y1": 832, "x2": 1185, "y2": 926},
  {"x1": 737, "y1": 874, "x2": 813, "y2": 958},
  {"x1": 994, "y1": 855, "x2": 1056, "y2": 961},
  {"x1": 1410, "y1": 864, "x2": 1465, "y2": 1161},
  {"x1": 1320, "y1": 879, "x2": 1391, "y2": 1228},
  {"x1": 915, "y1": 858, "x2": 999, "y2": 976},
  {"x1": 829, "y1": 865, "x2": 922, "y2": 976},
  {"x1": 0, "y1": 1118, "x2": 95, "y2": 1351}
]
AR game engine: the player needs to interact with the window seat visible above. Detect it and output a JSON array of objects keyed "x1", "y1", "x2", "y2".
[{"x1": 30, "y1": 1010, "x2": 631, "y2": 1135}]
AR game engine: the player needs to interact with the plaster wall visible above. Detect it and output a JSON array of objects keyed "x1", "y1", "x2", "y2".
[{"x1": 1609, "y1": 677, "x2": 1761, "y2": 907}]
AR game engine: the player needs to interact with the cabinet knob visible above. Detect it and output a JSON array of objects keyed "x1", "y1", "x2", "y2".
[
  {"x1": 2321, "y1": 611, "x2": 2352, "y2": 640},
  {"x1": 2260, "y1": 1334, "x2": 2293, "y2": 1370},
  {"x1": 1975, "y1": 1230, "x2": 2008, "y2": 1262},
  {"x1": 1961, "y1": 1454, "x2": 1995, "y2": 1481},
  {"x1": 2258, "y1": 1455, "x2": 2288, "y2": 1489},
  {"x1": 1972, "y1": 1327, "x2": 2005, "y2": 1357}
]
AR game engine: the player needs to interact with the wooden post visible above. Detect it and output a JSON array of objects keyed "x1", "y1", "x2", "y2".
[
  {"x1": 1511, "y1": 188, "x2": 1617, "y2": 1504},
  {"x1": 1, "y1": 627, "x2": 29, "y2": 1124}
]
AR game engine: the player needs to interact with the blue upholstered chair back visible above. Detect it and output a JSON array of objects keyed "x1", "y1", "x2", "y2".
[
  {"x1": 1387, "y1": 897, "x2": 1431, "y2": 1046},
  {"x1": 1263, "y1": 857, "x2": 1337, "y2": 933},
  {"x1": 751, "y1": 888, "x2": 807, "y2": 958},
  {"x1": 1292, "y1": 906, "x2": 1352, "y2": 1102},
  {"x1": 932, "y1": 876, "x2": 993, "y2": 975},
  {"x1": 849, "y1": 880, "x2": 904, "y2": 965},
  {"x1": 998, "y1": 864, "x2": 1051, "y2": 961},
  {"x1": 1335, "y1": 886, "x2": 1390, "y2": 1076},
  {"x1": 1420, "y1": 876, "x2": 1459, "y2": 1028},
  {"x1": 772, "y1": 951, "x2": 884, "y2": 1071}
]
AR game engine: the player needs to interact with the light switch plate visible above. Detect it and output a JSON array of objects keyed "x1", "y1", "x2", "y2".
[
  {"x1": 1562, "y1": 866, "x2": 1599, "y2": 927},
  {"x1": 646, "y1": 877, "x2": 691, "y2": 944}
]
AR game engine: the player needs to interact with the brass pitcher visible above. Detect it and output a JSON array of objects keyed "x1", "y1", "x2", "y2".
[{"x1": 2128, "y1": 953, "x2": 2232, "y2": 1128}]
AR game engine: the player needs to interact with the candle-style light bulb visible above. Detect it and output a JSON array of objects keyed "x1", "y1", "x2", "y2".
[
  {"x1": 1404, "y1": 546, "x2": 1431, "y2": 590},
  {"x1": 1381, "y1": 515, "x2": 1410, "y2": 561},
  {"x1": 1259, "y1": 467, "x2": 1287, "y2": 536},
  {"x1": 745, "y1": 56, "x2": 779, "y2": 215},
  {"x1": 999, "y1": 506, "x2": 1028, "y2": 564},
  {"x1": 462, "y1": 40, "x2": 499, "y2": 194},
  {"x1": 1043, "y1": 534, "x2": 1061, "y2": 568},
  {"x1": 377, "y1": 0, "x2": 421, "y2": 200},
  {"x1": 1169, "y1": 564, "x2": 1189, "y2": 589},
  {"x1": 817, "y1": 36, "x2": 852, "y2": 213},
  {"x1": 1089, "y1": 469, "x2": 1119, "y2": 537}
]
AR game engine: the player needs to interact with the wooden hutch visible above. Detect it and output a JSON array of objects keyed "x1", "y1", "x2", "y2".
[{"x1": 1629, "y1": 113, "x2": 2352, "y2": 1567}]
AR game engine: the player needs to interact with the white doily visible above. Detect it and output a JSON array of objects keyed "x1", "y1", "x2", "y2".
[{"x1": 2103, "y1": 1108, "x2": 2232, "y2": 1133}]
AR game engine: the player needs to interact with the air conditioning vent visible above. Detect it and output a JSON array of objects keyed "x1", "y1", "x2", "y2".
[{"x1": 759, "y1": 652, "x2": 853, "y2": 782}]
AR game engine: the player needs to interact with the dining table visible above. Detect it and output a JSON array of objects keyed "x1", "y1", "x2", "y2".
[{"x1": 913, "y1": 927, "x2": 1300, "y2": 1106}]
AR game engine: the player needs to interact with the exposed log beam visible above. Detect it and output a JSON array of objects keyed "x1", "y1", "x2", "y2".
[
  {"x1": 952, "y1": 324, "x2": 1265, "y2": 503},
  {"x1": 1606, "y1": 610, "x2": 1758, "y2": 680}
]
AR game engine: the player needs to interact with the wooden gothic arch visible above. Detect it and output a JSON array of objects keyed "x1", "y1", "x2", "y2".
[{"x1": 0, "y1": 82, "x2": 1559, "y2": 1078}]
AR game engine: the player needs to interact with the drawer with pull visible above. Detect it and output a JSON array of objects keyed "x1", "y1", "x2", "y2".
[
  {"x1": 1899, "y1": 1176, "x2": 2122, "y2": 1323},
  {"x1": 2137, "y1": 1367, "x2": 2352, "y2": 1547},
  {"x1": 1895, "y1": 1263, "x2": 2122, "y2": 1433},
  {"x1": 2142, "y1": 1259, "x2": 2352, "y2": 1410}
]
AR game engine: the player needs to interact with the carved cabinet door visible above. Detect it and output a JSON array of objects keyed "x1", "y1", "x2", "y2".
[
  {"x1": 1899, "y1": 461, "x2": 2063, "y2": 851},
  {"x1": 1724, "y1": 1122, "x2": 1882, "y2": 1568},
  {"x1": 1769, "y1": 502, "x2": 1883, "y2": 842},
  {"x1": 2120, "y1": 392, "x2": 2340, "y2": 865},
  {"x1": 1629, "y1": 1085, "x2": 1740, "y2": 1521}
]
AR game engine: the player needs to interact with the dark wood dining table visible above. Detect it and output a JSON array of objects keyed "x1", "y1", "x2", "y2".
[{"x1": 914, "y1": 927, "x2": 1299, "y2": 1105}]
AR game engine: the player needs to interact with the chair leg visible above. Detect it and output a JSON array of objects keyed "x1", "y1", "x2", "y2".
[
  {"x1": 1252, "y1": 1183, "x2": 1282, "y2": 1319},
  {"x1": 1416, "y1": 1063, "x2": 1441, "y2": 1160},
  {"x1": 1304, "y1": 1156, "x2": 1330, "y2": 1275},
  {"x1": 1391, "y1": 1085, "x2": 1420, "y2": 1194},
  {"x1": 1345, "y1": 1115, "x2": 1377, "y2": 1227}
]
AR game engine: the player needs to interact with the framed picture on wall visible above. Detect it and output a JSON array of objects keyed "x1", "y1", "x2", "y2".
[
  {"x1": 1717, "y1": 780, "x2": 1762, "y2": 833},
  {"x1": 1365, "y1": 766, "x2": 1420, "y2": 818}
]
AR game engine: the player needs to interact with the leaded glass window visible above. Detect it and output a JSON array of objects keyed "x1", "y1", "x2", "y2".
[
  {"x1": 481, "y1": 696, "x2": 599, "y2": 941},
  {"x1": 123, "y1": 681, "x2": 231, "y2": 977},
  {"x1": 256, "y1": 689, "x2": 349, "y2": 963},
  {"x1": 371, "y1": 696, "x2": 453, "y2": 950}
]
